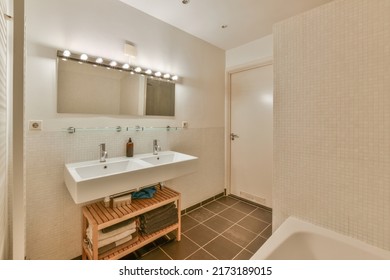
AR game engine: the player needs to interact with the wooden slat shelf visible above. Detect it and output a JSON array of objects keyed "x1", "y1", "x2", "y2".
[{"x1": 82, "y1": 186, "x2": 181, "y2": 260}]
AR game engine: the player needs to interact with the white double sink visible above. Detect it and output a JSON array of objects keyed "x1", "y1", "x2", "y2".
[{"x1": 64, "y1": 151, "x2": 198, "y2": 204}]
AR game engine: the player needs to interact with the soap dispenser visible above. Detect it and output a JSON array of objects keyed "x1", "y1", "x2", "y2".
[{"x1": 126, "y1": 138, "x2": 134, "y2": 157}]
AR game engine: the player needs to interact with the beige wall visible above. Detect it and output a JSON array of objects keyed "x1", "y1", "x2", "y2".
[
  {"x1": 226, "y1": 34, "x2": 273, "y2": 69},
  {"x1": 274, "y1": 0, "x2": 390, "y2": 250},
  {"x1": 25, "y1": 0, "x2": 225, "y2": 259}
]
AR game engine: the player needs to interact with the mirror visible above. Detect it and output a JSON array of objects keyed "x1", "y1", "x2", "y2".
[{"x1": 57, "y1": 59, "x2": 175, "y2": 116}]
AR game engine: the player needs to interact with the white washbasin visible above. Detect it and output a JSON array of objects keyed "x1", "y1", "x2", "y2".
[
  {"x1": 64, "y1": 151, "x2": 198, "y2": 204},
  {"x1": 139, "y1": 152, "x2": 194, "y2": 166},
  {"x1": 74, "y1": 159, "x2": 146, "y2": 180}
]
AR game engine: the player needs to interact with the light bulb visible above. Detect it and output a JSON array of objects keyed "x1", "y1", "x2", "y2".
[
  {"x1": 80, "y1": 54, "x2": 88, "y2": 61},
  {"x1": 134, "y1": 67, "x2": 142, "y2": 73},
  {"x1": 96, "y1": 57, "x2": 103, "y2": 63},
  {"x1": 155, "y1": 71, "x2": 161, "y2": 77},
  {"x1": 63, "y1": 50, "x2": 71, "y2": 57},
  {"x1": 109, "y1": 61, "x2": 117, "y2": 67},
  {"x1": 172, "y1": 75, "x2": 178, "y2": 81},
  {"x1": 145, "y1": 69, "x2": 152, "y2": 75},
  {"x1": 163, "y1": 73, "x2": 171, "y2": 79},
  {"x1": 122, "y1": 64, "x2": 130, "y2": 69}
]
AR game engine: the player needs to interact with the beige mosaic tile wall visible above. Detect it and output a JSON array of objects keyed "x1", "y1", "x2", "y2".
[{"x1": 273, "y1": 0, "x2": 390, "y2": 250}]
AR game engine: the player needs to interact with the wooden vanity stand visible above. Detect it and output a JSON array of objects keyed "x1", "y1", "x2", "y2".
[{"x1": 81, "y1": 186, "x2": 181, "y2": 260}]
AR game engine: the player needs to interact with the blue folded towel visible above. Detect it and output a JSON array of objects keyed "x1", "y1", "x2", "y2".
[{"x1": 132, "y1": 186, "x2": 157, "y2": 199}]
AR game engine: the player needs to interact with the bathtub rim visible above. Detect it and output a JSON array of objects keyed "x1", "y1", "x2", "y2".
[{"x1": 250, "y1": 216, "x2": 390, "y2": 260}]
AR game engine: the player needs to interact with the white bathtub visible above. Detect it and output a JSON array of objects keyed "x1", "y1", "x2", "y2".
[{"x1": 251, "y1": 217, "x2": 390, "y2": 260}]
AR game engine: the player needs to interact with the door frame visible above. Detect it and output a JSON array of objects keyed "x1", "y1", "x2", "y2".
[{"x1": 225, "y1": 58, "x2": 273, "y2": 196}]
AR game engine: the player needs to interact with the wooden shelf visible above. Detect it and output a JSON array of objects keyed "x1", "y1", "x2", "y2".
[{"x1": 82, "y1": 186, "x2": 181, "y2": 260}]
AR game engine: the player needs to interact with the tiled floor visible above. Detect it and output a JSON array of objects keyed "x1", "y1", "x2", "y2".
[{"x1": 123, "y1": 195, "x2": 272, "y2": 260}]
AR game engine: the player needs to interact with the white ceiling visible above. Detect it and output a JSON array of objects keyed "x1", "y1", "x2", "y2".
[{"x1": 120, "y1": 0, "x2": 333, "y2": 50}]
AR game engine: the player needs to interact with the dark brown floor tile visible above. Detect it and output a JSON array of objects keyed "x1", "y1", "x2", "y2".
[
  {"x1": 249, "y1": 208, "x2": 272, "y2": 223},
  {"x1": 222, "y1": 225, "x2": 257, "y2": 248},
  {"x1": 140, "y1": 248, "x2": 171, "y2": 260},
  {"x1": 231, "y1": 201, "x2": 257, "y2": 214},
  {"x1": 186, "y1": 249, "x2": 217, "y2": 260},
  {"x1": 216, "y1": 196, "x2": 239, "y2": 206},
  {"x1": 181, "y1": 214, "x2": 200, "y2": 233},
  {"x1": 260, "y1": 225, "x2": 272, "y2": 239},
  {"x1": 203, "y1": 236, "x2": 242, "y2": 260},
  {"x1": 234, "y1": 249, "x2": 254, "y2": 260},
  {"x1": 238, "y1": 216, "x2": 269, "y2": 234},
  {"x1": 184, "y1": 224, "x2": 218, "y2": 246},
  {"x1": 187, "y1": 207, "x2": 215, "y2": 222},
  {"x1": 218, "y1": 207, "x2": 246, "y2": 223},
  {"x1": 246, "y1": 235, "x2": 267, "y2": 254},
  {"x1": 202, "y1": 200, "x2": 228, "y2": 214},
  {"x1": 161, "y1": 235, "x2": 200, "y2": 260},
  {"x1": 203, "y1": 215, "x2": 234, "y2": 234}
]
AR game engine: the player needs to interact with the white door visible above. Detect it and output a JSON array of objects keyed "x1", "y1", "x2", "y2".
[{"x1": 229, "y1": 63, "x2": 273, "y2": 208}]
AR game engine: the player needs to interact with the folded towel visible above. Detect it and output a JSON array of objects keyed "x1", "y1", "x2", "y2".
[
  {"x1": 89, "y1": 228, "x2": 137, "y2": 248},
  {"x1": 96, "y1": 233, "x2": 139, "y2": 255},
  {"x1": 140, "y1": 203, "x2": 176, "y2": 220},
  {"x1": 140, "y1": 215, "x2": 178, "y2": 235},
  {"x1": 116, "y1": 232, "x2": 137, "y2": 247},
  {"x1": 87, "y1": 220, "x2": 136, "y2": 242},
  {"x1": 140, "y1": 208, "x2": 177, "y2": 225},
  {"x1": 101, "y1": 218, "x2": 135, "y2": 233},
  {"x1": 132, "y1": 186, "x2": 157, "y2": 199}
]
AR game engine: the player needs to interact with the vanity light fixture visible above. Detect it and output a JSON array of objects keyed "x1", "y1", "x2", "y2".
[
  {"x1": 57, "y1": 50, "x2": 179, "y2": 82},
  {"x1": 80, "y1": 54, "x2": 88, "y2": 61},
  {"x1": 63, "y1": 50, "x2": 71, "y2": 57}
]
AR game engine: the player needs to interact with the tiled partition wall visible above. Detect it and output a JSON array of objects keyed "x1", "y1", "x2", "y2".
[
  {"x1": 273, "y1": 0, "x2": 390, "y2": 250},
  {"x1": 26, "y1": 127, "x2": 224, "y2": 260}
]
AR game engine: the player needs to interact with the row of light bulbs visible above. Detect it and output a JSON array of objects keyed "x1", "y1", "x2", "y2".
[{"x1": 57, "y1": 50, "x2": 179, "y2": 81}]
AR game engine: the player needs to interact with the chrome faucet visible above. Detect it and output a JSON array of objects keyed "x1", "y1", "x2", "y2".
[
  {"x1": 153, "y1": 139, "x2": 161, "y2": 155},
  {"x1": 99, "y1": 143, "x2": 108, "y2": 162}
]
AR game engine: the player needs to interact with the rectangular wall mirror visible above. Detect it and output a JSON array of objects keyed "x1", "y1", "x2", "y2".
[{"x1": 57, "y1": 58, "x2": 175, "y2": 116}]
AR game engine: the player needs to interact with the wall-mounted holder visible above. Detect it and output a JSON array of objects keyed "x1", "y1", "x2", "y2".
[
  {"x1": 65, "y1": 125, "x2": 182, "y2": 134},
  {"x1": 65, "y1": 126, "x2": 122, "y2": 134}
]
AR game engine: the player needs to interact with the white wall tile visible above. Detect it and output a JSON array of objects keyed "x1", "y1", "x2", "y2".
[
  {"x1": 25, "y1": 0, "x2": 225, "y2": 259},
  {"x1": 26, "y1": 128, "x2": 224, "y2": 259},
  {"x1": 274, "y1": 0, "x2": 390, "y2": 250}
]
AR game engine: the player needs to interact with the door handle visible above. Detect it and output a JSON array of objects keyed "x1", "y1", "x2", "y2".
[{"x1": 230, "y1": 133, "x2": 239, "y2": 141}]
